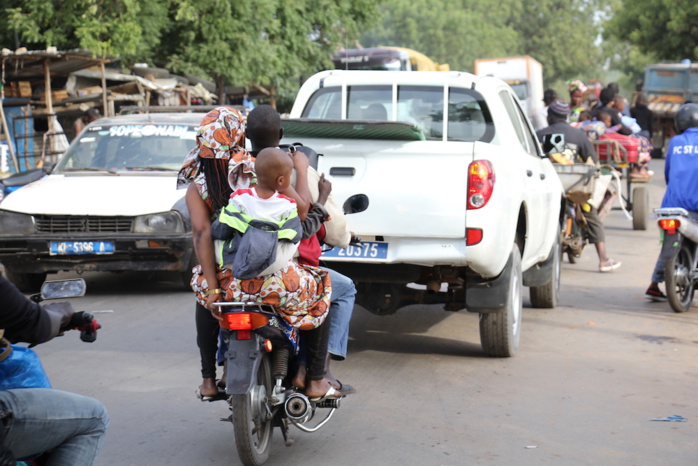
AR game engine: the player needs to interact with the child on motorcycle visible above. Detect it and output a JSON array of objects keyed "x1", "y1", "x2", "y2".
[{"x1": 201, "y1": 147, "x2": 338, "y2": 400}]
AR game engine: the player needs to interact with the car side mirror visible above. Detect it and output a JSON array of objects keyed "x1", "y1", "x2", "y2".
[{"x1": 342, "y1": 194, "x2": 369, "y2": 214}]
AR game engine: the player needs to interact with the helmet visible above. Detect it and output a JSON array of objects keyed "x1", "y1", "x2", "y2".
[{"x1": 675, "y1": 103, "x2": 698, "y2": 133}]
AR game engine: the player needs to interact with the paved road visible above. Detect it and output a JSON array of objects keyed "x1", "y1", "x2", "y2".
[{"x1": 36, "y1": 159, "x2": 698, "y2": 465}]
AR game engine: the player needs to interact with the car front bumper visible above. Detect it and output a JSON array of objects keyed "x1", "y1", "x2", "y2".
[{"x1": 0, "y1": 234, "x2": 194, "y2": 274}]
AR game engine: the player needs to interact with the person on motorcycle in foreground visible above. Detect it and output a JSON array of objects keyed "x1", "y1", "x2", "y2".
[
  {"x1": 537, "y1": 99, "x2": 621, "y2": 272},
  {"x1": 0, "y1": 273, "x2": 109, "y2": 465},
  {"x1": 645, "y1": 103, "x2": 698, "y2": 301}
]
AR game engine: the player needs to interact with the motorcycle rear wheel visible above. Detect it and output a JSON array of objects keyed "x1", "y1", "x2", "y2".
[
  {"x1": 231, "y1": 353, "x2": 274, "y2": 466},
  {"x1": 665, "y1": 243, "x2": 695, "y2": 313}
]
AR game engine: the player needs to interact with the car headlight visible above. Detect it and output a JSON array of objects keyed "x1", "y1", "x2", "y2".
[
  {"x1": 133, "y1": 211, "x2": 185, "y2": 234},
  {"x1": 0, "y1": 210, "x2": 35, "y2": 235}
]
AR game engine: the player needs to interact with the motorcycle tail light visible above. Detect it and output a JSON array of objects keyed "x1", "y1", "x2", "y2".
[
  {"x1": 236, "y1": 330, "x2": 252, "y2": 340},
  {"x1": 219, "y1": 312, "x2": 269, "y2": 331},
  {"x1": 658, "y1": 218, "x2": 680, "y2": 235},
  {"x1": 467, "y1": 160, "x2": 495, "y2": 210}
]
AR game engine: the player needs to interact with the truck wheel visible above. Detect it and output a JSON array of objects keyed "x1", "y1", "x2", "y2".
[
  {"x1": 665, "y1": 243, "x2": 695, "y2": 313},
  {"x1": 632, "y1": 185, "x2": 649, "y2": 231},
  {"x1": 529, "y1": 226, "x2": 560, "y2": 308},
  {"x1": 479, "y1": 245, "x2": 522, "y2": 357},
  {"x1": 4, "y1": 269, "x2": 47, "y2": 292}
]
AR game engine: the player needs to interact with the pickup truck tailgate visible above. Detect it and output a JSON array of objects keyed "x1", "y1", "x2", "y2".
[{"x1": 299, "y1": 138, "x2": 474, "y2": 239}]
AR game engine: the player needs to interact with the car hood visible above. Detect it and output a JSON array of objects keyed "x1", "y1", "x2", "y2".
[{"x1": 0, "y1": 174, "x2": 186, "y2": 216}]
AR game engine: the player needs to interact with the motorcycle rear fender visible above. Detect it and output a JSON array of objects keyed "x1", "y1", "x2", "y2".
[
  {"x1": 224, "y1": 334, "x2": 262, "y2": 395},
  {"x1": 658, "y1": 231, "x2": 683, "y2": 264}
]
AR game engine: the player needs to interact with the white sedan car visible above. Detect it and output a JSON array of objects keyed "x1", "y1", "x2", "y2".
[{"x1": 0, "y1": 113, "x2": 202, "y2": 290}]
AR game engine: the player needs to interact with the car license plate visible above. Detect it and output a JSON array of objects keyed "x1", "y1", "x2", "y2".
[
  {"x1": 321, "y1": 241, "x2": 388, "y2": 260},
  {"x1": 50, "y1": 241, "x2": 115, "y2": 255}
]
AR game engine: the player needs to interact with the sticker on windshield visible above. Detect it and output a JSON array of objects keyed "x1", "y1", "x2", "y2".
[
  {"x1": 108, "y1": 125, "x2": 193, "y2": 138},
  {"x1": 79, "y1": 137, "x2": 96, "y2": 143}
]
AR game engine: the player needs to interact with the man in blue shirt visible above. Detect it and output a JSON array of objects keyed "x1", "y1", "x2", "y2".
[{"x1": 646, "y1": 103, "x2": 698, "y2": 300}]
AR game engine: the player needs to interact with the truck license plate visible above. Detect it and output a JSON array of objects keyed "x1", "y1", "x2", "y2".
[
  {"x1": 321, "y1": 241, "x2": 388, "y2": 260},
  {"x1": 50, "y1": 241, "x2": 115, "y2": 255}
]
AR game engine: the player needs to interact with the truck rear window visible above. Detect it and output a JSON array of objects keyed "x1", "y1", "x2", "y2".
[{"x1": 301, "y1": 85, "x2": 493, "y2": 142}]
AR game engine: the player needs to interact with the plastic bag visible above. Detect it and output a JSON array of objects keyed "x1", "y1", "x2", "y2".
[{"x1": 0, "y1": 339, "x2": 51, "y2": 390}]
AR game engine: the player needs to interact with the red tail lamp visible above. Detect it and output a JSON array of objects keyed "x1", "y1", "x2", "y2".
[
  {"x1": 466, "y1": 228, "x2": 483, "y2": 246},
  {"x1": 658, "y1": 218, "x2": 680, "y2": 235},
  {"x1": 219, "y1": 312, "x2": 269, "y2": 331}
]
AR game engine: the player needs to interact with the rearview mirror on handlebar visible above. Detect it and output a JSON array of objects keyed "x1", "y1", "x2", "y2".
[{"x1": 40, "y1": 279, "x2": 87, "y2": 300}]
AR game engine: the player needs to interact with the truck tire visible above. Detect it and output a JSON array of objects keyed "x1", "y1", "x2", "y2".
[
  {"x1": 479, "y1": 244, "x2": 522, "y2": 357},
  {"x1": 632, "y1": 185, "x2": 649, "y2": 231},
  {"x1": 4, "y1": 269, "x2": 47, "y2": 292},
  {"x1": 529, "y1": 226, "x2": 561, "y2": 309}
]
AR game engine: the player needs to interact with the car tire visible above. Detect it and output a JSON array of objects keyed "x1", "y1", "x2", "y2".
[
  {"x1": 479, "y1": 244, "x2": 522, "y2": 357},
  {"x1": 4, "y1": 269, "x2": 47, "y2": 293},
  {"x1": 529, "y1": 225, "x2": 561, "y2": 309}
]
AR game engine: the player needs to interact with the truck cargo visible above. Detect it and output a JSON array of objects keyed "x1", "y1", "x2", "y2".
[{"x1": 474, "y1": 56, "x2": 544, "y2": 125}]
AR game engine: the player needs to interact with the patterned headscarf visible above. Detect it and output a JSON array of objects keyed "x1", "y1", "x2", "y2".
[
  {"x1": 567, "y1": 79, "x2": 587, "y2": 94},
  {"x1": 177, "y1": 106, "x2": 251, "y2": 189}
]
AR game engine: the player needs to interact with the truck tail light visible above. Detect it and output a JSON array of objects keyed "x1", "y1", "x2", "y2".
[
  {"x1": 467, "y1": 160, "x2": 495, "y2": 210},
  {"x1": 658, "y1": 218, "x2": 680, "y2": 235},
  {"x1": 466, "y1": 228, "x2": 483, "y2": 245}
]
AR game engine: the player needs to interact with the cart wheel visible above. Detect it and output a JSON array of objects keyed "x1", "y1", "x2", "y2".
[{"x1": 632, "y1": 185, "x2": 649, "y2": 231}]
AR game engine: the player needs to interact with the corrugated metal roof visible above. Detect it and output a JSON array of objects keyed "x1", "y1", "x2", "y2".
[{"x1": 1, "y1": 49, "x2": 112, "y2": 80}]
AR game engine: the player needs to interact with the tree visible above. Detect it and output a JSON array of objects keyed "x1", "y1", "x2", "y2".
[
  {"x1": 1, "y1": 0, "x2": 377, "y2": 108},
  {"x1": 3, "y1": 0, "x2": 170, "y2": 61},
  {"x1": 607, "y1": 0, "x2": 698, "y2": 60},
  {"x1": 359, "y1": 0, "x2": 606, "y2": 85},
  {"x1": 360, "y1": 0, "x2": 520, "y2": 73}
]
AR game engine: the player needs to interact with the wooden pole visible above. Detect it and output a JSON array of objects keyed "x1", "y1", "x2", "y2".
[{"x1": 100, "y1": 61, "x2": 108, "y2": 116}]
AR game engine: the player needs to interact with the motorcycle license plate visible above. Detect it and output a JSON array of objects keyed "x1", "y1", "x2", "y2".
[
  {"x1": 50, "y1": 241, "x2": 115, "y2": 255},
  {"x1": 321, "y1": 241, "x2": 388, "y2": 260}
]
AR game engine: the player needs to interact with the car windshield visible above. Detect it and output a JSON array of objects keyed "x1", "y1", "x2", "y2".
[{"x1": 54, "y1": 123, "x2": 197, "y2": 173}]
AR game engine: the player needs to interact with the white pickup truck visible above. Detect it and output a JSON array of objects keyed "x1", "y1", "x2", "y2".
[{"x1": 281, "y1": 70, "x2": 564, "y2": 357}]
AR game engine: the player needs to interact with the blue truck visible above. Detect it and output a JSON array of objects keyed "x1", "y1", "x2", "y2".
[{"x1": 644, "y1": 61, "x2": 698, "y2": 156}]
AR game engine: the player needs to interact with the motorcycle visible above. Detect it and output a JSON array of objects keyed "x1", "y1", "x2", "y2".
[
  {"x1": 654, "y1": 207, "x2": 698, "y2": 312},
  {"x1": 207, "y1": 194, "x2": 368, "y2": 466}
]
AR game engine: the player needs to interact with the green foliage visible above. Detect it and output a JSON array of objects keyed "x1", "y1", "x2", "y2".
[
  {"x1": 360, "y1": 0, "x2": 606, "y2": 84},
  {"x1": 608, "y1": 0, "x2": 698, "y2": 60},
  {"x1": 3, "y1": 0, "x2": 169, "y2": 60}
]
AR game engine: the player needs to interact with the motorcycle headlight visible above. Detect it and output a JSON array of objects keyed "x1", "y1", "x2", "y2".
[
  {"x1": 0, "y1": 210, "x2": 35, "y2": 235},
  {"x1": 133, "y1": 211, "x2": 185, "y2": 234}
]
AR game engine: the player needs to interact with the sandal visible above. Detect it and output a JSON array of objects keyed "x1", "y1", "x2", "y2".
[
  {"x1": 308, "y1": 385, "x2": 343, "y2": 403},
  {"x1": 599, "y1": 259, "x2": 621, "y2": 272},
  {"x1": 333, "y1": 380, "x2": 356, "y2": 396}
]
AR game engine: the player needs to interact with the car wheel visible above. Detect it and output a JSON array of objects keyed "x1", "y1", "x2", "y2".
[
  {"x1": 529, "y1": 225, "x2": 561, "y2": 309},
  {"x1": 479, "y1": 244, "x2": 522, "y2": 357},
  {"x1": 4, "y1": 269, "x2": 47, "y2": 293}
]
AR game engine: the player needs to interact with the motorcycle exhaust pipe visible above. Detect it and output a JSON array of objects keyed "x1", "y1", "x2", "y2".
[{"x1": 285, "y1": 393, "x2": 312, "y2": 422}]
